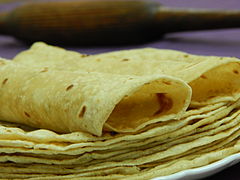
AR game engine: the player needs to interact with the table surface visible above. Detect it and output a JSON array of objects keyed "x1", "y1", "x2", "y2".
[{"x1": 0, "y1": 0, "x2": 240, "y2": 179}]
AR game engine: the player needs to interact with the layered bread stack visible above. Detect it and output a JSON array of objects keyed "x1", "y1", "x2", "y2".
[{"x1": 0, "y1": 42, "x2": 238, "y2": 179}]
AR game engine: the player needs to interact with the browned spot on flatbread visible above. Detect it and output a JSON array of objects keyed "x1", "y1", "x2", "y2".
[
  {"x1": 2, "y1": 78, "x2": 8, "y2": 85},
  {"x1": 122, "y1": 59, "x2": 129, "y2": 62},
  {"x1": 96, "y1": 59, "x2": 101, "y2": 62},
  {"x1": 81, "y1": 54, "x2": 90, "y2": 57},
  {"x1": 24, "y1": 111, "x2": 31, "y2": 118},
  {"x1": 233, "y1": 70, "x2": 239, "y2": 75},
  {"x1": 184, "y1": 54, "x2": 189, "y2": 58},
  {"x1": 79, "y1": 106, "x2": 86, "y2": 118},
  {"x1": 153, "y1": 93, "x2": 173, "y2": 116},
  {"x1": 66, "y1": 84, "x2": 74, "y2": 91},
  {"x1": 200, "y1": 75, "x2": 207, "y2": 79}
]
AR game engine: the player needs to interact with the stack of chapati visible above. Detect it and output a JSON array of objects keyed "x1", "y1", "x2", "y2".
[{"x1": 0, "y1": 42, "x2": 239, "y2": 179}]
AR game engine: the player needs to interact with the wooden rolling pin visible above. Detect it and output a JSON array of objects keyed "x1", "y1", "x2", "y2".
[{"x1": 0, "y1": 0, "x2": 240, "y2": 45}]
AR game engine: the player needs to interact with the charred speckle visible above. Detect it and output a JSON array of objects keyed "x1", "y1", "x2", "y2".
[
  {"x1": 79, "y1": 106, "x2": 86, "y2": 118},
  {"x1": 233, "y1": 70, "x2": 239, "y2": 74},
  {"x1": 2, "y1": 78, "x2": 8, "y2": 85},
  {"x1": 66, "y1": 84, "x2": 74, "y2": 91},
  {"x1": 24, "y1": 111, "x2": 31, "y2": 118},
  {"x1": 81, "y1": 54, "x2": 90, "y2": 57},
  {"x1": 200, "y1": 75, "x2": 207, "y2": 79}
]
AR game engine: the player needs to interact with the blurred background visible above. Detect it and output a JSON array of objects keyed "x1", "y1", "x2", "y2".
[{"x1": 0, "y1": 0, "x2": 240, "y2": 59}]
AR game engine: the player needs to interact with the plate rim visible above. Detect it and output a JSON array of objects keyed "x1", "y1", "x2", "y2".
[{"x1": 153, "y1": 152, "x2": 240, "y2": 180}]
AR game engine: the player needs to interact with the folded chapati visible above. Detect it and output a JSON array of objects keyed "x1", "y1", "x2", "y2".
[
  {"x1": 0, "y1": 58, "x2": 191, "y2": 136},
  {"x1": 14, "y1": 42, "x2": 240, "y2": 105}
]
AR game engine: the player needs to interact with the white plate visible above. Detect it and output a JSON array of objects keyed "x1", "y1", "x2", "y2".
[{"x1": 153, "y1": 153, "x2": 240, "y2": 180}]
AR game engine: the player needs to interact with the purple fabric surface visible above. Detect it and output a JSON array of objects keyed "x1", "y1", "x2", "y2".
[{"x1": 0, "y1": 1, "x2": 240, "y2": 179}]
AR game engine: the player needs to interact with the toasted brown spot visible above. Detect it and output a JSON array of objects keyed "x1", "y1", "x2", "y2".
[
  {"x1": 2, "y1": 78, "x2": 8, "y2": 85},
  {"x1": 6, "y1": 129, "x2": 12, "y2": 133},
  {"x1": 24, "y1": 111, "x2": 31, "y2": 118},
  {"x1": 233, "y1": 70, "x2": 239, "y2": 74},
  {"x1": 153, "y1": 93, "x2": 173, "y2": 116},
  {"x1": 79, "y1": 106, "x2": 86, "y2": 118},
  {"x1": 184, "y1": 54, "x2": 189, "y2": 58},
  {"x1": 200, "y1": 75, "x2": 207, "y2": 79},
  {"x1": 162, "y1": 80, "x2": 171, "y2": 85},
  {"x1": 81, "y1": 54, "x2": 90, "y2": 57},
  {"x1": 122, "y1": 58, "x2": 129, "y2": 62},
  {"x1": 96, "y1": 59, "x2": 101, "y2": 62},
  {"x1": 0, "y1": 61, "x2": 5, "y2": 65},
  {"x1": 66, "y1": 84, "x2": 74, "y2": 91},
  {"x1": 40, "y1": 67, "x2": 48, "y2": 72}
]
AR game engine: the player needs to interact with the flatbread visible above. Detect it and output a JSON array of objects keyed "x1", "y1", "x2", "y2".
[
  {"x1": 0, "y1": 101, "x2": 224, "y2": 144},
  {"x1": 0, "y1": 136, "x2": 239, "y2": 180},
  {"x1": 0, "y1": 59, "x2": 191, "y2": 136},
  {"x1": 13, "y1": 42, "x2": 240, "y2": 105},
  {"x1": 0, "y1": 101, "x2": 233, "y2": 156},
  {"x1": 0, "y1": 108, "x2": 238, "y2": 166},
  {"x1": 124, "y1": 138, "x2": 240, "y2": 180}
]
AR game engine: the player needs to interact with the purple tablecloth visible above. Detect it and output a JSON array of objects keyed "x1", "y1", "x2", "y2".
[{"x1": 0, "y1": 0, "x2": 240, "y2": 179}]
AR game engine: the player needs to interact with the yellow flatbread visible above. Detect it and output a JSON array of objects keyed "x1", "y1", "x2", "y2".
[
  {"x1": 13, "y1": 42, "x2": 240, "y2": 105},
  {"x1": 0, "y1": 59, "x2": 191, "y2": 136}
]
